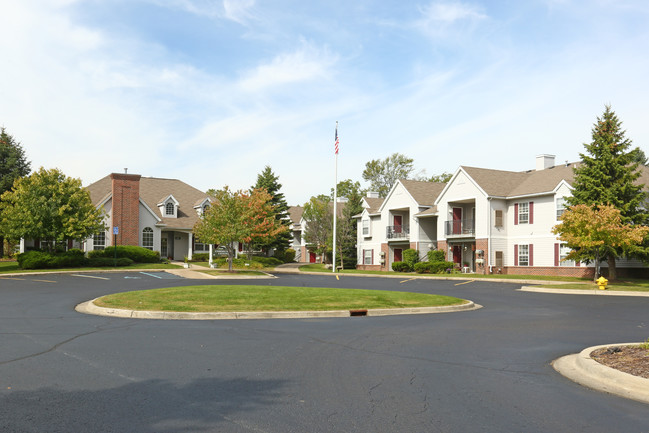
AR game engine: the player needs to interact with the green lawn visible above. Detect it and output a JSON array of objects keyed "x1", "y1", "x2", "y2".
[
  {"x1": 537, "y1": 279, "x2": 649, "y2": 292},
  {"x1": 94, "y1": 285, "x2": 467, "y2": 312},
  {"x1": 198, "y1": 269, "x2": 268, "y2": 276},
  {"x1": 297, "y1": 263, "x2": 591, "y2": 282},
  {"x1": 0, "y1": 260, "x2": 181, "y2": 273}
]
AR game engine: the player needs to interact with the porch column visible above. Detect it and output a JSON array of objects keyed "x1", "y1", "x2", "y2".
[
  {"x1": 208, "y1": 244, "x2": 213, "y2": 267},
  {"x1": 187, "y1": 233, "x2": 193, "y2": 260}
]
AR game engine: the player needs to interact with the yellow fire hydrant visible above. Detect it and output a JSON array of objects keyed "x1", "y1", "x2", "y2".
[{"x1": 596, "y1": 276, "x2": 608, "y2": 290}]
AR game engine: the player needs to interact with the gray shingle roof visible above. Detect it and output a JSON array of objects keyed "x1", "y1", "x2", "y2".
[
  {"x1": 86, "y1": 175, "x2": 211, "y2": 230},
  {"x1": 399, "y1": 179, "x2": 446, "y2": 205}
]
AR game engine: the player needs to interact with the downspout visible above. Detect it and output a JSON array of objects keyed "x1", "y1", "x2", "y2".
[{"x1": 487, "y1": 197, "x2": 492, "y2": 274}]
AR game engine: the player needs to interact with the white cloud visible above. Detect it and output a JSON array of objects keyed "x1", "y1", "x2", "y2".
[
  {"x1": 223, "y1": 0, "x2": 257, "y2": 25},
  {"x1": 418, "y1": 1, "x2": 486, "y2": 24},
  {"x1": 238, "y1": 42, "x2": 338, "y2": 92}
]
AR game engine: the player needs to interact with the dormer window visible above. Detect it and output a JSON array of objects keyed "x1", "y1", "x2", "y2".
[
  {"x1": 158, "y1": 195, "x2": 179, "y2": 218},
  {"x1": 194, "y1": 198, "x2": 212, "y2": 216}
]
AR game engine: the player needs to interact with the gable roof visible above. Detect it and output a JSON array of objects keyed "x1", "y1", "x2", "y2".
[
  {"x1": 363, "y1": 197, "x2": 384, "y2": 214},
  {"x1": 288, "y1": 206, "x2": 303, "y2": 228},
  {"x1": 86, "y1": 175, "x2": 211, "y2": 230}
]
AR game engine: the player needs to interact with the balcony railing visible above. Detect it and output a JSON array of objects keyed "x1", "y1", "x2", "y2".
[
  {"x1": 445, "y1": 219, "x2": 475, "y2": 237},
  {"x1": 386, "y1": 225, "x2": 410, "y2": 240}
]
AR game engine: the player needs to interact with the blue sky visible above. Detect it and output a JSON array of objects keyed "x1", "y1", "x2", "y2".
[{"x1": 1, "y1": 0, "x2": 648, "y2": 205}]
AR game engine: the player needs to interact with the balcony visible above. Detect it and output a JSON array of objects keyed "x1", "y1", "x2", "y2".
[
  {"x1": 445, "y1": 219, "x2": 475, "y2": 237},
  {"x1": 386, "y1": 225, "x2": 409, "y2": 240}
]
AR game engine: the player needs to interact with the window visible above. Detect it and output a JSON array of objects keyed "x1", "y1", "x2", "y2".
[
  {"x1": 362, "y1": 219, "x2": 370, "y2": 236},
  {"x1": 559, "y1": 243, "x2": 575, "y2": 266},
  {"x1": 495, "y1": 210, "x2": 503, "y2": 228},
  {"x1": 142, "y1": 227, "x2": 154, "y2": 250},
  {"x1": 518, "y1": 244, "x2": 529, "y2": 266},
  {"x1": 194, "y1": 237, "x2": 209, "y2": 252},
  {"x1": 495, "y1": 251, "x2": 503, "y2": 267},
  {"x1": 363, "y1": 249, "x2": 373, "y2": 265},
  {"x1": 165, "y1": 202, "x2": 175, "y2": 216},
  {"x1": 518, "y1": 202, "x2": 529, "y2": 224},
  {"x1": 556, "y1": 197, "x2": 566, "y2": 220},
  {"x1": 93, "y1": 231, "x2": 106, "y2": 250}
]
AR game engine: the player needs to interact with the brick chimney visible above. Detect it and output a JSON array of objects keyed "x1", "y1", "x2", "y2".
[{"x1": 110, "y1": 173, "x2": 141, "y2": 246}]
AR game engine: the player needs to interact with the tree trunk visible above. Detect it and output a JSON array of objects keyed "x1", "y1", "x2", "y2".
[
  {"x1": 0, "y1": 235, "x2": 4, "y2": 258},
  {"x1": 607, "y1": 254, "x2": 617, "y2": 281}
]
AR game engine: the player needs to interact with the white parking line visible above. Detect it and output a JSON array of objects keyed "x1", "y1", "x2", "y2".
[
  {"x1": 140, "y1": 272, "x2": 162, "y2": 279},
  {"x1": 72, "y1": 274, "x2": 110, "y2": 280}
]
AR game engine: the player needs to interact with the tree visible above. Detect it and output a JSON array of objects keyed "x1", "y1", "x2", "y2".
[
  {"x1": 0, "y1": 127, "x2": 31, "y2": 256},
  {"x1": 332, "y1": 179, "x2": 364, "y2": 269},
  {"x1": 362, "y1": 153, "x2": 415, "y2": 197},
  {"x1": 567, "y1": 105, "x2": 648, "y2": 279},
  {"x1": 193, "y1": 187, "x2": 286, "y2": 271},
  {"x1": 552, "y1": 204, "x2": 649, "y2": 281},
  {"x1": 631, "y1": 147, "x2": 649, "y2": 166},
  {"x1": 302, "y1": 196, "x2": 333, "y2": 264},
  {"x1": 0, "y1": 167, "x2": 105, "y2": 252},
  {"x1": 429, "y1": 172, "x2": 453, "y2": 183},
  {"x1": 251, "y1": 166, "x2": 291, "y2": 256}
]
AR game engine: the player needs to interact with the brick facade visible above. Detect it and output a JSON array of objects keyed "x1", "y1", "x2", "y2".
[
  {"x1": 475, "y1": 238, "x2": 488, "y2": 275},
  {"x1": 110, "y1": 173, "x2": 141, "y2": 246}
]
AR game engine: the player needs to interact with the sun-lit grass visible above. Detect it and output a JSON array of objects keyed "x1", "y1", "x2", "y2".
[
  {"x1": 94, "y1": 285, "x2": 467, "y2": 312},
  {"x1": 537, "y1": 279, "x2": 649, "y2": 292},
  {"x1": 0, "y1": 260, "x2": 181, "y2": 274},
  {"x1": 298, "y1": 263, "x2": 591, "y2": 282}
]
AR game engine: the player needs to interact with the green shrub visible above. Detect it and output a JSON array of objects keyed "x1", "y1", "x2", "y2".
[
  {"x1": 392, "y1": 261, "x2": 411, "y2": 272},
  {"x1": 191, "y1": 253, "x2": 210, "y2": 262},
  {"x1": 252, "y1": 256, "x2": 283, "y2": 267},
  {"x1": 17, "y1": 249, "x2": 88, "y2": 269},
  {"x1": 342, "y1": 256, "x2": 357, "y2": 269},
  {"x1": 94, "y1": 246, "x2": 160, "y2": 263},
  {"x1": 283, "y1": 248, "x2": 296, "y2": 263},
  {"x1": 427, "y1": 249, "x2": 445, "y2": 262},
  {"x1": 88, "y1": 257, "x2": 134, "y2": 267},
  {"x1": 403, "y1": 249, "x2": 419, "y2": 269},
  {"x1": 414, "y1": 261, "x2": 455, "y2": 274}
]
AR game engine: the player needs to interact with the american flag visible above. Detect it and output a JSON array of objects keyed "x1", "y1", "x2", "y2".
[{"x1": 334, "y1": 124, "x2": 339, "y2": 155}]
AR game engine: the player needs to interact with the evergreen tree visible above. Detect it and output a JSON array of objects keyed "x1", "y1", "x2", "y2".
[
  {"x1": 252, "y1": 166, "x2": 291, "y2": 256},
  {"x1": 566, "y1": 105, "x2": 648, "y2": 279},
  {"x1": 333, "y1": 180, "x2": 364, "y2": 269},
  {"x1": 0, "y1": 127, "x2": 31, "y2": 256}
]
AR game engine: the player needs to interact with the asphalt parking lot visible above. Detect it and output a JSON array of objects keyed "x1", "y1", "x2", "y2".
[{"x1": 1, "y1": 272, "x2": 648, "y2": 432}]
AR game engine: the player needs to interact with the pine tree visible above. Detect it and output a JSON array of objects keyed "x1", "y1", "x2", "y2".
[
  {"x1": 0, "y1": 127, "x2": 31, "y2": 256},
  {"x1": 252, "y1": 166, "x2": 291, "y2": 256},
  {"x1": 567, "y1": 105, "x2": 648, "y2": 279}
]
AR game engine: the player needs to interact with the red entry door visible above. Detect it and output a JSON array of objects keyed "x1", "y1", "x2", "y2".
[
  {"x1": 452, "y1": 208, "x2": 462, "y2": 234},
  {"x1": 393, "y1": 215, "x2": 402, "y2": 233},
  {"x1": 453, "y1": 246, "x2": 462, "y2": 264},
  {"x1": 309, "y1": 252, "x2": 316, "y2": 263},
  {"x1": 394, "y1": 248, "x2": 403, "y2": 262}
]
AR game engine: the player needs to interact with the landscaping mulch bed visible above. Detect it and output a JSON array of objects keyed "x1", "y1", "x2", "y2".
[{"x1": 590, "y1": 345, "x2": 649, "y2": 379}]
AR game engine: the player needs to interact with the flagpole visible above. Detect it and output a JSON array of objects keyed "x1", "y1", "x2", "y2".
[{"x1": 332, "y1": 121, "x2": 338, "y2": 273}]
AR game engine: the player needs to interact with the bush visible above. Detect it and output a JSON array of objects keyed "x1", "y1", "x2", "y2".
[
  {"x1": 414, "y1": 261, "x2": 455, "y2": 274},
  {"x1": 252, "y1": 256, "x2": 283, "y2": 267},
  {"x1": 342, "y1": 256, "x2": 357, "y2": 269},
  {"x1": 17, "y1": 249, "x2": 88, "y2": 269},
  {"x1": 392, "y1": 261, "x2": 411, "y2": 272},
  {"x1": 191, "y1": 253, "x2": 210, "y2": 262},
  {"x1": 283, "y1": 248, "x2": 296, "y2": 263},
  {"x1": 403, "y1": 249, "x2": 419, "y2": 269},
  {"x1": 92, "y1": 246, "x2": 160, "y2": 263},
  {"x1": 427, "y1": 249, "x2": 445, "y2": 262},
  {"x1": 88, "y1": 257, "x2": 134, "y2": 267}
]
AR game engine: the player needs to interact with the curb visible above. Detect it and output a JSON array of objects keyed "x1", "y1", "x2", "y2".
[
  {"x1": 520, "y1": 286, "x2": 649, "y2": 297},
  {"x1": 75, "y1": 299, "x2": 481, "y2": 320},
  {"x1": 552, "y1": 343, "x2": 649, "y2": 404}
]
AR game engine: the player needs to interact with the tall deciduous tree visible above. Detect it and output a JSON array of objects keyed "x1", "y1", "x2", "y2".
[
  {"x1": 567, "y1": 105, "x2": 648, "y2": 279},
  {"x1": 362, "y1": 153, "x2": 415, "y2": 197},
  {"x1": 302, "y1": 196, "x2": 333, "y2": 264},
  {"x1": 0, "y1": 127, "x2": 31, "y2": 256},
  {"x1": 193, "y1": 187, "x2": 286, "y2": 271},
  {"x1": 252, "y1": 166, "x2": 291, "y2": 256},
  {"x1": 553, "y1": 204, "x2": 649, "y2": 281},
  {"x1": 0, "y1": 167, "x2": 104, "y2": 252}
]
